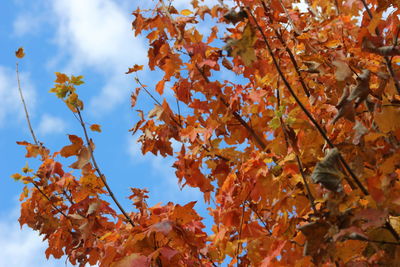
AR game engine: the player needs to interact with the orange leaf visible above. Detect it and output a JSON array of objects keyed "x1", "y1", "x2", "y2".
[
  {"x1": 15, "y1": 47, "x2": 25, "y2": 58},
  {"x1": 180, "y1": 9, "x2": 192, "y2": 16},
  {"x1": 90, "y1": 124, "x2": 101, "y2": 132},
  {"x1": 55, "y1": 72, "x2": 69, "y2": 83},
  {"x1": 126, "y1": 64, "x2": 144, "y2": 74}
]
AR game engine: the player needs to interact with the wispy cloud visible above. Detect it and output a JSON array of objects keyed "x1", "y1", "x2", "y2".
[
  {"x1": 50, "y1": 0, "x2": 148, "y2": 114},
  {"x1": 0, "y1": 66, "x2": 36, "y2": 127},
  {"x1": 0, "y1": 202, "x2": 64, "y2": 267},
  {"x1": 37, "y1": 114, "x2": 66, "y2": 136}
]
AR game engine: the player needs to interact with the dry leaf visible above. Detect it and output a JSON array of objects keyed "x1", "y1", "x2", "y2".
[
  {"x1": 311, "y1": 148, "x2": 344, "y2": 192},
  {"x1": 90, "y1": 124, "x2": 101, "y2": 132},
  {"x1": 15, "y1": 47, "x2": 25, "y2": 58},
  {"x1": 348, "y1": 69, "x2": 370, "y2": 107}
]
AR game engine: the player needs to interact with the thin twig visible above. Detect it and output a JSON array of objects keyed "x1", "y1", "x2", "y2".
[
  {"x1": 276, "y1": 88, "x2": 317, "y2": 213},
  {"x1": 75, "y1": 108, "x2": 135, "y2": 227},
  {"x1": 236, "y1": 202, "x2": 246, "y2": 262},
  {"x1": 247, "y1": 8, "x2": 369, "y2": 195},
  {"x1": 32, "y1": 182, "x2": 68, "y2": 217},
  {"x1": 135, "y1": 76, "x2": 162, "y2": 106},
  {"x1": 260, "y1": 1, "x2": 310, "y2": 98},
  {"x1": 176, "y1": 98, "x2": 182, "y2": 127},
  {"x1": 16, "y1": 63, "x2": 38, "y2": 145},
  {"x1": 246, "y1": 201, "x2": 272, "y2": 234},
  {"x1": 200, "y1": 252, "x2": 218, "y2": 267},
  {"x1": 277, "y1": 0, "x2": 301, "y2": 35},
  {"x1": 16, "y1": 61, "x2": 69, "y2": 218}
]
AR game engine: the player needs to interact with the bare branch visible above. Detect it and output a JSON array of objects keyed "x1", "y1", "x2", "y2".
[{"x1": 16, "y1": 63, "x2": 38, "y2": 145}]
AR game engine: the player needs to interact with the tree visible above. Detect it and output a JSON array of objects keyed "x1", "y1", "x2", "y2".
[{"x1": 12, "y1": 0, "x2": 400, "y2": 266}]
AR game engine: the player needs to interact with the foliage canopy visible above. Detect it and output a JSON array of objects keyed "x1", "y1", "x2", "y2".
[{"x1": 13, "y1": 0, "x2": 400, "y2": 266}]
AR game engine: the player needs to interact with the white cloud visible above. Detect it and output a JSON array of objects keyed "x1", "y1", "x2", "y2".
[
  {"x1": 0, "y1": 203, "x2": 64, "y2": 267},
  {"x1": 37, "y1": 114, "x2": 66, "y2": 135},
  {"x1": 50, "y1": 0, "x2": 148, "y2": 114},
  {"x1": 0, "y1": 66, "x2": 36, "y2": 127},
  {"x1": 127, "y1": 136, "x2": 202, "y2": 204}
]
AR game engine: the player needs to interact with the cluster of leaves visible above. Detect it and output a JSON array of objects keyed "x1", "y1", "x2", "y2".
[{"x1": 12, "y1": 0, "x2": 400, "y2": 266}]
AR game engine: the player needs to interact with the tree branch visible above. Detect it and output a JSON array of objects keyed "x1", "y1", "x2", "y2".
[
  {"x1": 75, "y1": 108, "x2": 135, "y2": 227},
  {"x1": 276, "y1": 84, "x2": 317, "y2": 213}
]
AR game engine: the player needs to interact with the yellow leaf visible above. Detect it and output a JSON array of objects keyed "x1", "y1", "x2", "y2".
[
  {"x1": 90, "y1": 124, "x2": 101, "y2": 132},
  {"x1": 181, "y1": 9, "x2": 192, "y2": 16},
  {"x1": 15, "y1": 47, "x2": 25, "y2": 58},
  {"x1": 11, "y1": 173, "x2": 22, "y2": 181}
]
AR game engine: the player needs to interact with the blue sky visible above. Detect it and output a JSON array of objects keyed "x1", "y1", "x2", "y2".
[{"x1": 0, "y1": 0, "x2": 227, "y2": 266}]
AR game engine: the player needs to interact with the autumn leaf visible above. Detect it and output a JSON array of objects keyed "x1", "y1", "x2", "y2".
[
  {"x1": 90, "y1": 124, "x2": 101, "y2": 132},
  {"x1": 111, "y1": 253, "x2": 150, "y2": 267},
  {"x1": 348, "y1": 69, "x2": 370, "y2": 107},
  {"x1": 55, "y1": 72, "x2": 69, "y2": 83},
  {"x1": 230, "y1": 23, "x2": 257, "y2": 66},
  {"x1": 332, "y1": 87, "x2": 355, "y2": 124},
  {"x1": 15, "y1": 47, "x2": 25, "y2": 58},
  {"x1": 332, "y1": 60, "x2": 352, "y2": 82},
  {"x1": 126, "y1": 64, "x2": 144, "y2": 74},
  {"x1": 180, "y1": 9, "x2": 192, "y2": 16},
  {"x1": 70, "y1": 146, "x2": 91, "y2": 169},
  {"x1": 311, "y1": 148, "x2": 344, "y2": 192}
]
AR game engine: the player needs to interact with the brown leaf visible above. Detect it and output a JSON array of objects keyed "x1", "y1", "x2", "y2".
[
  {"x1": 332, "y1": 87, "x2": 355, "y2": 124},
  {"x1": 299, "y1": 222, "x2": 329, "y2": 257},
  {"x1": 353, "y1": 121, "x2": 368, "y2": 145},
  {"x1": 15, "y1": 47, "x2": 25, "y2": 58},
  {"x1": 348, "y1": 69, "x2": 370, "y2": 107},
  {"x1": 230, "y1": 23, "x2": 257, "y2": 66},
  {"x1": 362, "y1": 37, "x2": 400, "y2": 56},
  {"x1": 332, "y1": 60, "x2": 352, "y2": 82},
  {"x1": 90, "y1": 124, "x2": 101, "y2": 132},
  {"x1": 311, "y1": 148, "x2": 344, "y2": 192},
  {"x1": 223, "y1": 9, "x2": 247, "y2": 24},
  {"x1": 70, "y1": 146, "x2": 91, "y2": 169}
]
